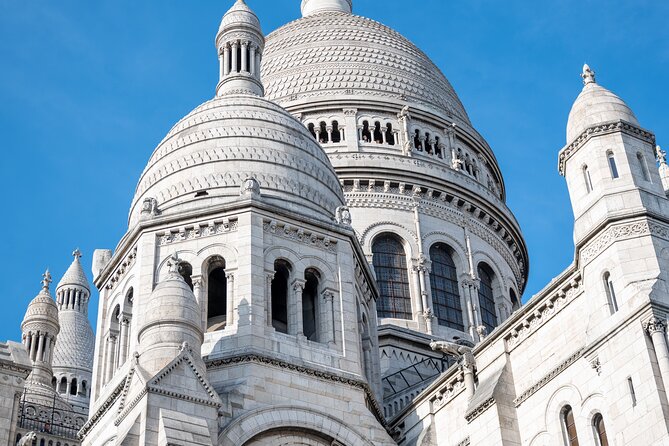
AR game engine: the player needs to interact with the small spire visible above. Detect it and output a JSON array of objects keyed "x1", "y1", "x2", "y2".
[
  {"x1": 581, "y1": 64, "x2": 596, "y2": 85},
  {"x1": 72, "y1": 248, "x2": 82, "y2": 260},
  {"x1": 657, "y1": 145, "x2": 667, "y2": 165},
  {"x1": 41, "y1": 269, "x2": 52, "y2": 291}
]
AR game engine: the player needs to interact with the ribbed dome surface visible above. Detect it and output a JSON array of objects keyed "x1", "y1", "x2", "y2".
[
  {"x1": 567, "y1": 82, "x2": 639, "y2": 143},
  {"x1": 52, "y1": 311, "x2": 94, "y2": 370},
  {"x1": 23, "y1": 289, "x2": 59, "y2": 328},
  {"x1": 129, "y1": 95, "x2": 345, "y2": 227},
  {"x1": 262, "y1": 12, "x2": 470, "y2": 124}
]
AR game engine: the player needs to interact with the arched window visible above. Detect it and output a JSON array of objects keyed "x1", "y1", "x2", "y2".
[
  {"x1": 385, "y1": 123, "x2": 395, "y2": 145},
  {"x1": 40, "y1": 440, "x2": 45, "y2": 446},
  {"x1": 607, "y1": 151, "x2": 619, "y2": 179},
  {"x1": 59, "y1": 377, "x2": 67, "y2": 394},
  {"x1": 603, "y1": 272, "x2": 618, "y2": 314},
  {"x1": 207, "y1": 258, "x2": 227, "y2": 332},
  {"x1": 302, "y1": 269, "x2": 320, "y2": 341},
  {"x1": 583, "y1": 165, "x2": 593, "y2": 193},
  {"x1": 178, "y1": 262, "x2": 194, "y2": 291},
  {"x1": 319, "y1": 121, "x2": 329, "y2": 144},
  {"x1": 414, "y1": 129, "x2": 422, "y2": 150},
  {"x1": 593, "y1": 414, "x2": 609, "y2": 446},
  {"x1": 434, "y1": 137, "x2": 442, "y2": 157},
  {"x1": 70, "y1": 378, "x2": 77, "y2": 396},
  {"x1": 373, "y1": 121, "x2": 383, "y2": 144},
  {"x1": 425, "y1": 132, "x2": 432, "y2": 154},
  {"x1": 510, "y1": 288, "x2": 520, "y2": 311},
  {"x1": 429, "y1": 244, "x2": 464, "y2": 330},
  {"x1": 372, "y1": 234, "x2": 412, "y2": 320},
  {"x1": 638, "y1": 152, "x2": 651, "y2": 182},
  {"x1": 81, "y1": 381, "x2": 88, "y2": 397},
  {"x1": 271, "y1": 260, "x2": 291, "y2": 334},
  {"x1": 331, "y1": 121, "x2": 342, "y2": 143},
  {"x1": 561, "y1": 405, "x2": 580, "y2": 446},
  {"x1": 307, "y1": 123, "x2": 316, "y2": 139},
  {"x1": 477, "y1": 263, "x2": 498, "y2": 332},
  {"x1": 51, "y1": 376, "x2": 57, "y2": 390},
  {"x1": 361, "y1": 121, "x2": 371, "y2": 143}
]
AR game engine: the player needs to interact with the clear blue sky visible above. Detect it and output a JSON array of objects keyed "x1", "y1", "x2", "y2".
[{"x1": 0, "y1": 0, "x2": 667, "y2": 342}]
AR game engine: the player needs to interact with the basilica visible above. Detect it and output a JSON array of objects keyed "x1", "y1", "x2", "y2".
[{"x1": 4, "y1": 0, "x2": 669, "y2": 444}]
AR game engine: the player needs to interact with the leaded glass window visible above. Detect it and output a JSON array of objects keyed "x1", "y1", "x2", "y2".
[
  {"x1": 429, "y1": 244, "x2": 464, "y2": 330},
  {"x1": 372, "y1": 234, "x2": 412, "y2": 319}
]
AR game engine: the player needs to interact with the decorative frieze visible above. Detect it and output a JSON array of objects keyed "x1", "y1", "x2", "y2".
[
  {"x1": 504, "y1": 275, "x2": 582, "y2": 351},
  {"x1": 559, "y1": 120, "x2": 655, "y2": 175},
  {"x1": 263, "y1": 219, "x2": 338, "y2": 253},
  {"x1": 513, "y1": 348, "x2": 585, "y2": 407},
  {"x1": 464, "y1": 396, "x2": 495, "y2": 422},
  {"x1": 156, "y1": 218, "x2": 239, "y2": 246},
  {"x1": 581, "y1": 219, "x2": 669, "y2": 264},
  {"x1": 104, "y1": 247, "x2": 138, "y2": 292}
]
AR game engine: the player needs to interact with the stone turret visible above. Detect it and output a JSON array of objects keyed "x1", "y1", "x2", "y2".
[
  {"x1": 52, "y1": 249, "x2": 95, "y2": 411},
  {"x1": 21, "y1": 271, "x2": 61, "y2": 403},
  {"x1": 215, "y1": 0, "x2": 264, "y2": 97}
]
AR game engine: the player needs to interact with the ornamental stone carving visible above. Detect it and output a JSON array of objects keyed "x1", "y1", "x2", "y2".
[
  {"x1": 336, "y1": 206, "x2": 352, "y2": 226},
  {"x1": 644, "y1": 316, "x2": 667, "y2": 335},
  {"x1": 240, "y1": 177, "x2": 261, "y2": 198}
]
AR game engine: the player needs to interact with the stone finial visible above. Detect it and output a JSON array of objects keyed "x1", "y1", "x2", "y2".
[
  {"x1": 41, "y1": 269, "x2": 52, "y2": 291},
  {"x1": 581, "y1": 64, "x2": 596, "y2": 85},
  {"x1": 72, "y1": 248, "x2": 82, "y2": 260},
  {"x1": 656, "y1": 145, "x2": 667, "y2": 164}
]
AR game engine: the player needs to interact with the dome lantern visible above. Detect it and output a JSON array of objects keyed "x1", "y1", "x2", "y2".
[
  {"x1": 301, "y1": 0, "x2": 352, "y2": 16},
  {"x1": 216, "y1": 0, "x2": 265, "y2": 97}
]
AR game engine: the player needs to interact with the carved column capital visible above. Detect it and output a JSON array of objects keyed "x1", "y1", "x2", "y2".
[
  {"x1": 292, "y1": 279, "x2": 306, "y2": 292},
  {"x1": 322, "y1": 290, "x2": 335, "y2": 302},
  {"x1": 644, "y1": 316, "x2": 667, "y2": 335}
]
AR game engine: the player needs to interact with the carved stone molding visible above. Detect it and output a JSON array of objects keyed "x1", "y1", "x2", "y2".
[
  {"x1": 464, "y1": 396, "x2": 495, "y2": 423},
  {"x1": 581, "y1": 219, "x2": 669, "y2": 265},
  {"x1": 104, "y1": 247, "x2": 138, "y2": 292},
  {"x1": 514, "y1": 348, "x2": 585, "y2": 407},
  {"x1": 559, "y1": 120, "x2": 656, "y2": 175},
  {"x1": 156, "y1": 218, "x2": 239, "y2": 246},
  {"x1": 263, "y1": 219, "x2": 338, "y2": 253},
  {"x1": 644, "y1": 316, "x2": 667, "y2": 335}
]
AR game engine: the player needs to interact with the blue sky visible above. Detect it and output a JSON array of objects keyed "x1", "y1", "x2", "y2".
[{"x1": 0, "y1": 0, "x2": 667, "y2": 342}]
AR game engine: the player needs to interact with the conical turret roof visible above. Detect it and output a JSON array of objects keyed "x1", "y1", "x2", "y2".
[{"x1": 56, "y1": 249, "x2": 90, "y2": 292}]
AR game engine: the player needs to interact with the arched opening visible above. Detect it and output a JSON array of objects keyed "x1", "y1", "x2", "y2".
[
  {"x1": 583, "y1": 165, "x2": 593, "y2": 193},
  {"x1": 271, "y1": 260, "x2": 291, "y2": 334},
  {"x1": 593, "y1": 413, "x2": 609, "y2": 446},
  {"x1": 235, "y1": 44, "x2": 242, "y2": 73},
  {"x1": 361, "y1": 121, "x2": 371, "y2": 142},
  {"x1": 319, "y1": 121, "x2": 329, "y2": 143},
  {"x1": 414, "y1": 129, "x2": 422, "y2": 150},
  {"x1": 302, "y1": 269, "x2": 320, "y2": 341},
  {"x1": 307, "y1": 123, "x2": 316, "y2": 139},
  {"x1": 81, "y1": 380, "x2": 88, "y2": 397},
  {"x1": 40, "y1": 440, "x2": 45, "y2": 446},
  {"x1": 607, "y1": 151, "x2": 619, "y2": 179},
  {"x1": 207, "y1": 257, "x2": 227, "y2": 332},
  {"x1": 372, "y1": 234, "x2": 412, "y2": 320},
  {"x1": 638, "y1": 152, "x2": 651, "y2": 182},
  {"x1": 510, "y1": 288, "x2": 520, "y2": 311},
  {"x1": 178, "y1": 262, "x2": 194, "y2": 291},
  {"x1": 51, "y1": 376, "x2": 57, "y2": 390},
  {"x1": 561, "y1": 405, "x2": 580, "y2": 446},
  {"x1": 477, "y1": 263, "x2": 498, "y2": 332},
  {"x1": 429, "y1": 243, "x2": 464, "y2": 330},
  {"x1": 386, "y1": 123, "x2": 395, "y2": 145},
  {"x1": 59, "y1": 376, "x2": 67, "y2": 394},
  {"x1": 373, "y1": 121, "x2": 383, "y2": 143},
  {"x1": 331, "y1": 121, "x2": 342, "y2": 143},
  {"x1": 603, "y1": 272, "x2": 618, "y2": 314},
  {"x1": 425, "y1": 132, "x2": 432, "y2": 154},
  {"x1": 434, "y1": 136, "x2": 441, "y2": 157},
  {"x1": 69, "y1": 378, "x2": 77, "y2": 396}
]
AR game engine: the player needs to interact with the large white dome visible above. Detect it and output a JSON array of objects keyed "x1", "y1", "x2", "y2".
[
  {"x1": 129, "y1": 95, "x2": 345, "y2": 227},
  {"x1": 262, "y1": 11, "x2": 471, "y2": 124}
]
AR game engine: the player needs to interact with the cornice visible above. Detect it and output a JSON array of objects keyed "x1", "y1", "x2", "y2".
[
  {"x1": 464, "y1": 396, "x2": 495, "y2": 422},
  {"x1": 558, "y1": 120, "x2": 655, "y2": 176},
  {"x1": 77, "y1": 380, "x2": 125, "y2": 439}
]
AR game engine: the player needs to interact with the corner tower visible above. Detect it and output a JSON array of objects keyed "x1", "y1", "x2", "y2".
[{"x1": 52, "y1": 249, "x2": 95, "y2": 413}]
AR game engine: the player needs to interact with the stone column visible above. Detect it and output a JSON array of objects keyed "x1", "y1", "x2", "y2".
[
  {"x1": 119, "y1": 317, "x2": 130, "y2": 367},
  {"x1": 461, "y1": 357, "x2": 476, "y2": 399},
  {"x1": 381, "y1": 126, "x2": 388, "y2": 144},
  {"x1": 266, "y1": 272, "x2": 275, "y2": 327},
  {"x1": 415, "y1": 259, "x2": 434, "y2": 335},
  {"x1": 226, "y1": 271, "x2": 235, "y2": 327},
  {"x1": 223, "y1": 45, "x2": 230, "y2": 76},
  {"x1": 104, "y1": 334, "x2": 117, "y2": 384},
  {"x1": 36, "y1": 334, "x2": 44, "y2": 362},
  {"x1": 326, "y1": 126, "x2": 333, "y2": 143},
  {"x1": 461, "y1": 279, "x2": 479, "y2": 341},
  {"x1": 291, "y1": 280, "x2": 305, "y2": 336},
  {"x1": 192, "y1": 276, "x2": 205, "y2": 332},
  {"x1": 322, "y1": 290, "x2": 336, "y2": 346},
  {"x1": 29, "y1": 332, "x2": 38, "y2": 362},
  {"x1": 249, "y1": 44, "x2": 256, "y2": 75},
  {"x1": 241, "y1": 41, "x2": 248, "y2": 73},
  {"x1": 219, "y1": 51, "x2": 225, "y2": 81},
  {"x1": 645, "y1": 316, "x2": 669, "y2": 395},
  {"x1": 343, "y1": 108, "x2": 358, "y2": 151},
  {"x1": 231, "y1": 41, "x2": 239, "y2": 73}
]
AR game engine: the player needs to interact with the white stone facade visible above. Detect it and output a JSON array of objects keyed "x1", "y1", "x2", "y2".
[{"x1": 5, "y1": 1, "x2": 669, "y2": 445}]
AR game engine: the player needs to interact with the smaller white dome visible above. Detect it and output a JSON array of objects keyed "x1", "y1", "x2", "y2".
[
  {"x1": 566, "y1": 65, "x2": 639, "y2": 143},
  {"x1": 22, "y1": 272, "x2": 59, "y2": 332},
  {"x1": 218, "y1": 0, "x2": 261, "y2": 35},
  {"x1": 301, "y1": 0, "x2": 352, "y2": 16}
]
